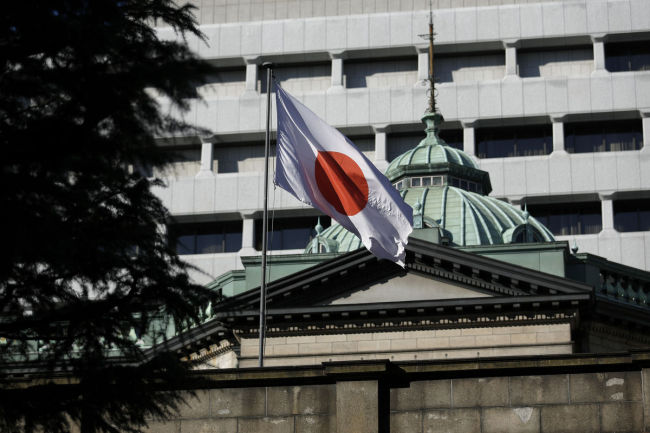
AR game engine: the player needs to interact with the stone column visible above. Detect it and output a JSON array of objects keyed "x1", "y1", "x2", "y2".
[
  {"x1": 643, "y1": 368, "x2": 650, "y2": 432},
  {"x1": 244, "y1": 56, "x2": 259, "y2": 95},
  {"x1": 239, "y1": 212, "x2": 257, "y2": 256},
  {"x1": 461, "y1": 119, "x2": 477, "y2": 157},
  {"x1": 416, "y1": 45, "x2": 429, "y2": 86},
  {"x1": 196, "y1": 139, "x2": 215, "y2": 178},
  {"x1": 599, "y1": 193, "x2": 615, "y2": 231},
  {"x1": 591, "y1": 34, "x2": 607, "y2": 75},
  {"x1": 551, "y1": 114, "x2": 567, "y2": 154},
  {"x1": 642, "y1": 110, "x2": 650, "y2": 153},
  {"x1": 335, "y1": 380, "x2": 388, "y2": 433},
  {"x1": 598, "y1": 191, "x2": 621, "y2": 263},
  {"x1": 503, "y1": 40, "x2": 520, "y2": 78},
  {"x1": 324, "y1": 360, "x2": 391, "y2": 433},
  {"x1": 329, "y1": 51, "x2": 345, "y2": 91},
  {"x1": 373, "y1": 124, "x2": 390, "y2": 171}
]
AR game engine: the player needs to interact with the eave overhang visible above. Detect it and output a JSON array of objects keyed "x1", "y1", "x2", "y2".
[{"x1": 217, "y1": 293, "x2": 590, "y2": 336}]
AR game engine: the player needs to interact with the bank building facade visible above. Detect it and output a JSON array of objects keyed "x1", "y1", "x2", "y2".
[
  {"x1": 141, "y1": 1, "x2": 650, "y2": 432},
  {"x1": 15, "y1": 1, "x2": 650, "y2": 432}
]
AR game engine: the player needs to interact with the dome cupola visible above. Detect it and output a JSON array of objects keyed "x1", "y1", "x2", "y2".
[{"x1": 385, "y1": 112, "x2": 492, "y2": 195}]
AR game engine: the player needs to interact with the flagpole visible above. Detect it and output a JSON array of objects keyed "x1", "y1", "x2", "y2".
[{"x1": 259, "y1": 62, "x2": 273, "y2": 367}]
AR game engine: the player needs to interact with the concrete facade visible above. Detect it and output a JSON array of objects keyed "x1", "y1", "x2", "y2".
[{"x1": 155, "y1": 0, "x2": 650, "y2": 284}]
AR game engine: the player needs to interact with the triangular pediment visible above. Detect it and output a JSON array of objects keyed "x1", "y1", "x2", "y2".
[
  {"x1": 319, "y1": 271, "x2": 492, "y2": 305},
  {"x1": 215, "y1": 238, "x2": 592, "y2": 315},
  {"x1": 170, "y1": 238, "x2": 599, "y2": 357}
]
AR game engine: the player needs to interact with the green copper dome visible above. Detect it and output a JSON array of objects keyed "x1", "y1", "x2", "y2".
[
  {"x1": 385, "y1": 113, "x2": 492, "y2": 195},
  {"x1": 387, "y1": 138, "x2": 477, "y2": 171},
  {"x1": 386, "y1": 112, "x2": 477, "y2": 173},
  {"x1": 305, "y1": 111, "x2": 555, "y2": 254}
]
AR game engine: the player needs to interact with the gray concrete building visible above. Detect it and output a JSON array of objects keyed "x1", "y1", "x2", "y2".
[{"x1": 154, "y1": 0, "x2": 650, "y2": 284}]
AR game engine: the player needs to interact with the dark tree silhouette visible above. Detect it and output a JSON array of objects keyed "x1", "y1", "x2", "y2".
[{"x1": 0, "y1": 1, "x2": 216, "y2": 432}]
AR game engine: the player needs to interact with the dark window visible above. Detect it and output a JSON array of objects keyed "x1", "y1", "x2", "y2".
[
  {"x1": 527, "y1": 202, "x2": 602, "y2": 235},
  {"x1": 605, "y1": 40, "x2": 650, "y2": 72},
  {"x1": 439, "y1": 129, "x2": 463, "y2": 150},
  {"x1": 169, "y1": 221, "x2": 242, "y2": 255},
  {"x1": 565, "y1": 119, "x2": 643, "y2": 153},
  {"x1": 614, "y1": 199, "x2": 650, "y2": 232},
  {"x1": 255, "y1": 216, "x2": 331, "y2": 251},
  {"x1": 134, "y1": 162, "x2": 153, "y2": 178},
  {"x1": 476, "y1": 125, "x2": 552, "y2": 158}
]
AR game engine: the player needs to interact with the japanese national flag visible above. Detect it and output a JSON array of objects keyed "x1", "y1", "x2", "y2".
[{"x1": 274, "y1": 85, "x2": 413, "y2": 267}]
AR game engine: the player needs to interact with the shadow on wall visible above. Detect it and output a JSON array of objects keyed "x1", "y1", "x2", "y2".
[
  {"x1": 260, "y1": 63, "x2": 331, "y2": 93},
  {"x1": 436, "y1": 51, "x2": 505, "y2": 83},
  {"x1": 518, "y1": 46, "x2": 593, "y2": 78},
  {"x1": 213, "y1": 143, "x2": 276, "y2": 174},
  {"x1": 345, "y1": 57, "x2": 417, "y2": 88}
]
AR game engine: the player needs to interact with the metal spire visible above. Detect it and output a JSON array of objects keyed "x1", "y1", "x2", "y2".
[{"x1": 424, "y1": 1, "x2": 436, "y2": 113}]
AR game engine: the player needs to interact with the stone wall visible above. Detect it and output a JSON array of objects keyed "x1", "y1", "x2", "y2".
[
  {"x1": 391, "y1": 371, "x2": 643, "y2": 433},
  {"x1": 139, "y1": 352, "x2": 650, "y2": 433},
  {"x1": 238, "y1": 323, "x2": 573, "y2": 367},
  {"x1": 144, "y1": 385, "x2": 336, "y2": 433}
]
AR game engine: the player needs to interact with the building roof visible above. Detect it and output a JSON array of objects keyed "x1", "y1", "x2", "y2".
[
  {"x1": 207, "y1": 237, "x2": 593, "y2": 334},
  {"x1": 385, "y1": 112, "x2": 480, "y2": 180},
  {"x1": 169, "y1": 236, "x2": 650, "y2": 365}
]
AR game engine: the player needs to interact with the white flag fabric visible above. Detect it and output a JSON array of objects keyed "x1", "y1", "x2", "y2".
[{"x1": 274, "y1": 85, "x2": 413, "y2": 266}]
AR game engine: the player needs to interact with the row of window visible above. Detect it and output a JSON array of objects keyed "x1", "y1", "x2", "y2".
[
  {"x1": 146, "y1": 117, "x2": 643, "y2": 179},
  {"x1": 476, "y1": 125, "x2": 552, "y2": 159},
  {"x1": 394, "y1": 176, "x2": 483, "y2": 194},
  {"x1": 397, "y1": 119, "x2": 642, "y2": 159},
  {"x1": 527, "y1": 202, "x2": 602, "y2": 236},
  {"x1": 169, "y1": 221, "x2": 243, "y2": 255},
  {"x1": 253, "y1": 216, "x2": 331, "y2": 251},
  {"x1": 168, "y1": 199, "x2": 650, "y2": 255},
  {"x1": 209, "y1": 41, "x2": 650, "y2": 93},
  {"x1": 528, "y1": 199, "x2": 650, "y2": 236},
  {"x1": 476, "y1": 119, "x2": 643, "y2": 159},
  {"x1": 169, "y1": 216, "x2": 331, "y2": 255}
]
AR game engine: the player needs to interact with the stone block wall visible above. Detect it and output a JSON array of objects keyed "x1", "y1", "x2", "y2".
[
  {"x1": 238, "y1": 324, "x2": 573, "y2": 367},
  {"x1": 391, "y1": 371, "x2": 644, "y2": 433},
  {"x1": 134, "y1": 354, "x2": 650, "y2": 433},
  {"x1": 144, "y1": 385, "x2": 336, "y2": 433}
]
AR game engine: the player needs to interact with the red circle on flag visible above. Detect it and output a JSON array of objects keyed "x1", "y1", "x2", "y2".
[{"x1": 315, "y1": 151, "x2": 369, "y2": 216}]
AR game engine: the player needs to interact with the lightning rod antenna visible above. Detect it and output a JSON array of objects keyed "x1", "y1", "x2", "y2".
[
  {"x1": 427, "y1": 0, "x2": 435, "y2": 113},
  {"x1": 419, "y1": 0, "x2": 437, "y2": 113}
]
